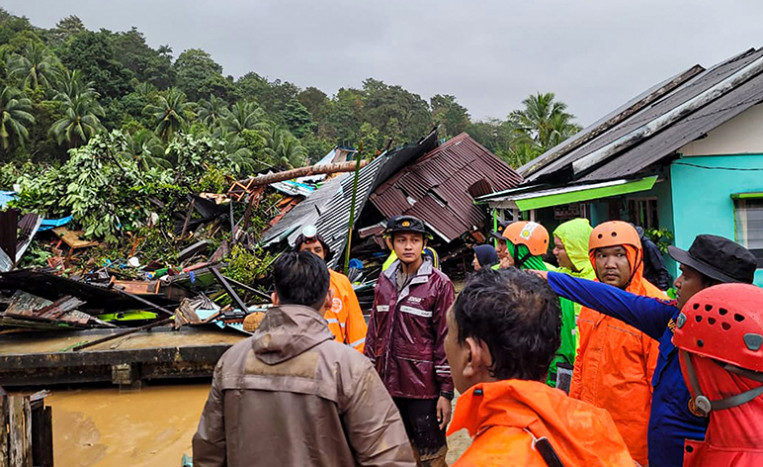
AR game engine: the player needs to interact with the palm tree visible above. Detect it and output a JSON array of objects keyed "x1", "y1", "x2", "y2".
[
  {"x1": 50, "y1": 93, "x2": 105, "y2": 148},
  {"x1": 0, "y1": 86, "x2": 35, "y2": 151},
  {"x1": 120, "y1": 129, "x2": 169, "y2": 170},
  {"x1": 197, "y1": 95, "x2": 229, "y2": 128},
  {"x1": 507, "y1": 92, "x2": 579, "y2": 152},
  {"x1": 144, "y1": 87, "x2": 193, "y2": 141},
  {"x1": 263, "y1": 125, "x2": 308, "y2": 168},
  {"x1": 223, "y1": 133, "x2": 258, "y2": 175},
  {"x1": 8, "y1": 42, "x2": 60, "y2": 90},
  {"x1": 54, "y1": 69, "x2": 96, "y2": 100},
  {"x1": 221, "y1": 101, "x2": 267, "y2": 135}
]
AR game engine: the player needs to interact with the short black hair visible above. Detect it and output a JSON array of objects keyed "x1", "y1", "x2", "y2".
[
  {"x1": 273, "y1": 251, "x2": 330, "y2": 310},
  {"x1": 453, "y1": 268, "x2": 561, "y2": 381}
]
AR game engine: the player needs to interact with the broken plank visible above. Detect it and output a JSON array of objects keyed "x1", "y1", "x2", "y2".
[
  {"x1": 110, "y1": 278, "x2": 161, "y2": 295},
  {"x1": 52, "y1": 227, "x2": 99, "y2": 249}
]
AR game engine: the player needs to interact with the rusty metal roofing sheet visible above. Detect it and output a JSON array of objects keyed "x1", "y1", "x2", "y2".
[
  {"x1": 370, "y1": 133, "x2": 523, "y2": 242},
  {"x1": 520, "y1": 47, "x2": 763, "y2": 184}
]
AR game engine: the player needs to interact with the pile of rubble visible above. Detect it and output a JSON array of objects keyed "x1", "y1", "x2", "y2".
[{"x1": 0, "y1": 130, "x2": 523, "y2": 340}]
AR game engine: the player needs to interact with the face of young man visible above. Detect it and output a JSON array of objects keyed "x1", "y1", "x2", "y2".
[
  {"x1": 298, "y1": 240, "x2": 326, "y2": 260},
  {"x1": 472, "y1": 254, "x2": 482, "y2": 271},
  {"x1": 594, "y1": 245, "x2": 631, "y2": 289},
  {"x1": 674, "y1": 264, "x2": 709, "y2": 310},
  {"x1": 392, "y1": 232, "x2": 425, "y2": 265},
  {"x1": 553, "y1": 236, "x2": 574, "y2": 270}
]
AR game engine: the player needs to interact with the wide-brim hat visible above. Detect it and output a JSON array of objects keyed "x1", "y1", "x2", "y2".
[{"x1": 668, "y1": 234, "x2": 757, "y2": 284}]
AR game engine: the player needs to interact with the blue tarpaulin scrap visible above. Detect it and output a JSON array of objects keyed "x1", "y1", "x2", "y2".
[
  {"x1": 39, "y1": 216, "x2": 73, "y2": 231},
  {"x1": 0, "y1": 191, "x2": 73, "y2": 230},
  {"x1": 0, "y1": 191, "x2": 14, "y2": 209}
]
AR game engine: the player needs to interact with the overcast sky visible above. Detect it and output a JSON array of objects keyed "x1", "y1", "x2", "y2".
[{"x1": 4, "y1": 0, "x2": 761, "y2": 125}]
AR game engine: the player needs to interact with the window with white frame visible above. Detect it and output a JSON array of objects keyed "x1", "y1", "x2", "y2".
[{"x1": 733, "y1": 197, "x2": 763, "y2": 268}]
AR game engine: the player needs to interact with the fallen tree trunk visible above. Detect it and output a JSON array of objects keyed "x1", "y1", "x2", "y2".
[{"x1": 233, "y1": 160, "x2": 369, "y2": 190}]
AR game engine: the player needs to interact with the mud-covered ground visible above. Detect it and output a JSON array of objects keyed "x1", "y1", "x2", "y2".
[{"x1": 48, "y1": 384, "x2": 471, "y2": 466}]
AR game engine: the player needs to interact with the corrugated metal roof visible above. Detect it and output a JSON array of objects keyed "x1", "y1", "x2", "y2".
[
  {"x1": 370, "y1": 133, "x2": 523, "y2": 242},
  {"x1": 262, "y1": 130, "x2": 439, "y2": 268},
  {"x1": 518, "y1": 47, "x2": 763, "y2": 184}
]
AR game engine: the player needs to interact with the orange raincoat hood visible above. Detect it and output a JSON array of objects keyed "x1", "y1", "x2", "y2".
[{"x1": 448, "y1": 380, "x2": 633, "y2": 466}]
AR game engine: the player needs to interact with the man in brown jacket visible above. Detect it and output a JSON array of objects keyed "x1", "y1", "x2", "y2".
[{"x1": 192, "y1": 252, "x2": 415, "y2": 466}]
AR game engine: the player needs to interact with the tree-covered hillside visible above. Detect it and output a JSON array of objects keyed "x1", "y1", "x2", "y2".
[{"x1": 0, "y1": 8, "x2": 582, "y2": 171}]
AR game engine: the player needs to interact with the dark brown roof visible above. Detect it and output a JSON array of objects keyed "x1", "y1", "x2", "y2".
[
  {"x1": 518, "y1": 47, "x2": 763, "y2": 184},
  {"x1": 370, "y1": 133, "x2": 523, "y2": 242}
]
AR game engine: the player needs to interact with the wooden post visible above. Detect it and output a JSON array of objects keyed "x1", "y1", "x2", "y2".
[
  {"x1": 0, "y1": 395, "x2": 8, "y2": 467},
  {"x1": 8, "y1": 395, "x2": 30, "y2": 467}
]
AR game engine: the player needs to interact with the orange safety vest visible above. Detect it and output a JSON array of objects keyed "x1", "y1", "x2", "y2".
[
  {"x1": 325, "y1": 269, "x2": 367, "y2": 352},
  {"x1": 448, "y1": 379, "x2": 634, "y2": 466},
  {"x1": 570, "y1": 244, "x2": 664, "y2": 465}
]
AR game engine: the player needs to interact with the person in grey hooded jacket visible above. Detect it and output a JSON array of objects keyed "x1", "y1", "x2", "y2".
[{"x1": 193, "y1": 252, "x2": 415, "y2": 467}]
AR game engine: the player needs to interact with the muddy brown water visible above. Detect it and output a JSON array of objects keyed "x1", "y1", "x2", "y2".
[{"x1": 47, "y1": 383, "x2": 470, "y2": 466}]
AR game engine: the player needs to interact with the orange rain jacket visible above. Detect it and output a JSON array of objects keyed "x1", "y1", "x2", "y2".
[
  {"x1": 570, "y1": 244, "x2": 664, "y2": 464},
  {"x1": 326, "y1": 269, "x2": 367, "y2": 352},
  {"x1": 447, "y1": 379, "x2": 633, "y2": 466}
]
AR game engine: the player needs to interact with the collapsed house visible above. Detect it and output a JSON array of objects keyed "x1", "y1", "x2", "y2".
[{"x1": 261, "y1": 129, "x2": 523, "y2": 277}]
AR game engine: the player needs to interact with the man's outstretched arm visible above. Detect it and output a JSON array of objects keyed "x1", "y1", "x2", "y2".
[{"x1": 546, "y1": 271, "x2": 676, "y2": 340}]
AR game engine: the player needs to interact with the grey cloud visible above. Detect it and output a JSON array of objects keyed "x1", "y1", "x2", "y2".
[{"x1": 4, "y1": 0, "x2": 761, "y2": 124}]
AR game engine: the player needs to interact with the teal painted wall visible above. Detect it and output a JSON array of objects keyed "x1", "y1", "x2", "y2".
[{"x1": 670, "y1": 154, "x2": 763, "y2": 286}]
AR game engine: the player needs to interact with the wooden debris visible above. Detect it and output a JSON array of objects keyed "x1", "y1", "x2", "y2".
[
  {"x1": 110, "y1": 278, "x2": 161, "y2": 295},
  {"x1": 52, "y1": 227, "x2": 99, "y2": 250}
]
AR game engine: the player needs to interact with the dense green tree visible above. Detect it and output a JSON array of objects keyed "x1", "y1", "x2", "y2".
[
  {"x1": 49, "y1": 16, "x2": 85, "y2": 45},
  {"x1": 49, "y1": 92, "x2": 105, "y2": 147},
  {"x1": 0, "y1": 86, "x2": 35, "y2": 153},
  {"x1": 112, "y1": 28, "x2": 175, "y2": 89},
  {"x1": 431, "y1": 94, "x2": 469, "y2": 138},
  {"x1": 144, "y1": 87, "x2": 193, "y2": 141},
  {"x1": 282, "y1": 99, "x2": 314, "y2": 138},
  {"x1": 8, "y1": 42, "x2": 60, "y2": 90},
  {"x1": 59, "y1": 30, "x2": 134, "y2": 100},
  {"x1": 174, "y1": 49, "x2": 223, "y2": 102},
  {"x1": 297, "y1": 87, "x2": 328, "y2": 121},
  {"x1": 0, "y1": 8, "x2": 34, "y2": 46},
  {"x1": 361, "y1": 79, "x2": 432, "y2": 145}
]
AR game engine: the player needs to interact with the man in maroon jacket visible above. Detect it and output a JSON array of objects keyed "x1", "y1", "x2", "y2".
[{"x1": 365, "y1": 215, "x2": 455, "y2": 466}]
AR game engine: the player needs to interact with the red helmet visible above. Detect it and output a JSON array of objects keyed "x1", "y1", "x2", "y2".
[
  {"x1": 674, "y1": 283, "x2": 763, "y2": 372},
  {"x1": 502, "y1": 221, "x2": 549, "y2": 256}
]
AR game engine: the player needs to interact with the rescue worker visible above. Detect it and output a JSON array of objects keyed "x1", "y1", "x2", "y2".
[
  {"x1": 472, "y1": 244, "x2": 499, "y2": 271},
  {"x1": 445, "y1": 268, "x2": 633, "y2": 466},
  {"x1": 193, "y1": 252, "x2": 415, "y2": 466},
  {"x1": 564, "y1": 221, "x2": 663, "y2": 465},
  {"x1": 499, "y1": 221, "x2": 576, "y2": 389},
  {"x1": 673, "y1": 283, "x2": 763, "y2": 466},
  {"x1": 294, "y1": 225, "x2": 367, "y2": 352},
  {"x1": 552, "y1": 217, "x2": 595, "y2": 351},
  {"x1": 553, "y1": 218, "x2": 595, "y2": 281},
  {"x1": 538, "y1": 234, "x2": 758, "y2": 466},
  {"x1": 365, "y1": 215, "x2": 454, "y2": 466}
]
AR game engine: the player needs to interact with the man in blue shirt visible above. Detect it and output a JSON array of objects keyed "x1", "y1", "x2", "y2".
[{"x1": 537, "y1": 234, "x2": 757, "y2": 466}]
